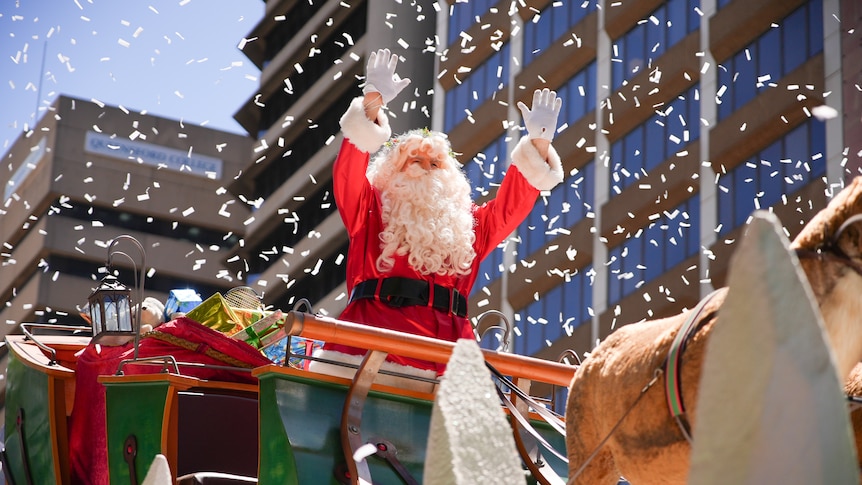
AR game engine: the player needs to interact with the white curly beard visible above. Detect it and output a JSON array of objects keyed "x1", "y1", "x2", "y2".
[{"x1": 376, "y1": 164, "x2": 476, "y2": 276}]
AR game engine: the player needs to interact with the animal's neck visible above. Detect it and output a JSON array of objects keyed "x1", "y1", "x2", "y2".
[{"x1": 819, "y1": 271, "x2": 862, "y2": 380}]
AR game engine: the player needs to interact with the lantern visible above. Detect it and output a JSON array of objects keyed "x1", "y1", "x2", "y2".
[{"x1": 88, "y1": 273, "x2": 134, "y2": 343}]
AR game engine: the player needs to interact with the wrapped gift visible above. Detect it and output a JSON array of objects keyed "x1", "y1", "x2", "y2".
[
  {"x1": 185, "y1": 293, "x2": 246, "y2": 337},
  {"x1": 164, "y1": 288, "x2": 202, "y2": 319}
]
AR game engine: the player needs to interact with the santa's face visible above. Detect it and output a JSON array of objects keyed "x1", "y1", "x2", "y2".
[{"x1": 370, "y1": 133, "x2": 476, "y2": 276}]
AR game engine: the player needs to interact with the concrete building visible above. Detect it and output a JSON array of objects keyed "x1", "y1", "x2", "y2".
[
  {"x1": 0, "y1": 95, "x2": 253, "y2": 330},
  {"x1": 231, "y1": 0, "x2": 858, "y2": 398}
]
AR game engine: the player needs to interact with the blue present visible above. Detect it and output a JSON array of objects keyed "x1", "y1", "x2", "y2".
[{"x1": 164, "y1": 289, "x2": 202, "y2": 320}]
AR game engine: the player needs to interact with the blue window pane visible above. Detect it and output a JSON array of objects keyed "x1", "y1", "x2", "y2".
[
  {"x1": 645, "y1": 119, "x2": 665, "y2": 170},
  {"x1": 535, "y1": 17, "x2": 553, "y2": 55},
  {"x1": 783, "y1": 123, "x2": 810, "y2": 189},
  {"x1": 553, "y1": 4, "x2": 570, "y2": 41},
  {"x1": 688, "y1": 88, "x2": 701, "y2": 140},
  {"x1": 574, "y1": 278, "x2": 585, "y2": 325},
  {"x1": 646, "y1": 8, "x2": 666, "y2": 62},
  {"x1": 549, "y1": 186, "x2": 565, "y2": 231},
  {"x1": 687, "y1": 0, "x2": 700, "y2": 34},
  {"x1": 455, "y1": 84, "x2": 469, "y2": 122},
  {"x1": 625, "y1": 128, "x2": 645, "y2": 176},
  {"x1": 626, "y1": 24, "x2": 647, "y2": 80},
  {"x1": 607, "y1": 246, "x2": 622, "y2": 305},
  {"x1": 686, "y1": 200, "x2": 700, "y2": 257},
  {"x1": 612, "y1": 46, "x2": 625, "y2": 90},
  {"x1": 622, "y1": 240, "x2": 640, "y2": 297},
  {"x1": 733, "y1": 164, "x2": 757, "y2": 228},
  {"x1": 644, "y1": 223, "x2": 663, "y2": 281},
  {"x1": 526, "y1": 319, "x2": 542, "y2": 355},
  {"x1": 758, "y1": 142, "x2": 783, "y2": 201},
  {"x1": 758, "y1": 28, "x2": 780, "y2": 88},
  {"x1": 664, "y1": 100, "x2": 685, "y2": 165},
  {"x1": 667, "y1": 0, "x2": 687, "y2": 45},
  {"x1": 782, "y1": 8, "x2": 807, "y2": 74},
  {"x1": 665, "y1": 231, "x2": 684, "y2": 270},
  {"x1": 808, "y1": 0, "x2": 824, "y2": 56},
  {"x1": 718, "y1": 119, "x2": 825, "y2": 236},
  {"x1": 717, "y1": 65, "x2": 733, "y2": 120},
  {"x1": 610, "y1": 140, "x2": 623, "y2": 181},
  {"x1": 811, "y1": 120, "x2": 826, "y2": 177},
  {"x1": 567, "y1": 73, "x2": 587, "y2": 122},
  {"x1": 735, "y1": 50, "x2": 757, "y2": 109},
  {"x1": 718, "y1": 174, "x2": 734, "y2": 234},
  {"x1": 567, "y1": 162, "x2": 594, "y2": 227},
  {"x1": 586, "y1": 63, "x2": 597, "y2": 112}
]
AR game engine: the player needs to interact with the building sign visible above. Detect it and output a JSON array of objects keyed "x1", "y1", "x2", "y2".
[
  {"x1": 85, "y1": 131, "x2": 223, "y2": 179},
  {"x1": 4, "y1": 136, "x2": 47, "y2": 201}
]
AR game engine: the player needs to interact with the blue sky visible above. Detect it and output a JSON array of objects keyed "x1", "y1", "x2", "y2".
[{"x1": 1, "y1": 0, "x2": 263, "y2": 154}]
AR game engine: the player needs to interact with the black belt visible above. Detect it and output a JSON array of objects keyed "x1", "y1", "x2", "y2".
[{"x1": 348, "y1": 278, "x2": 468, "y2": 317}]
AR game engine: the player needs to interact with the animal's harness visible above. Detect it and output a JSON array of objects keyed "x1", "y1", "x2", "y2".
[
  {"x1": 666, "y1": 214, "x2": 862, "y2": 441},
  {"x1": 663, "y1": 289, "x2": 723, "y2": 443}
]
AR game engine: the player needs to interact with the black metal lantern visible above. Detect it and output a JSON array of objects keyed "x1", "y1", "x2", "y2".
[{"x1": 88, "y1": 273, "x2": 134, "y2": 343}]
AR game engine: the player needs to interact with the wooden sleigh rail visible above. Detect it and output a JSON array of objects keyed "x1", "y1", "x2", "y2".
[
  {"x1": 278, "y1": 310, "x2": 576, "y2": 485},
  {"x1": 279, "y1": 310, "x2": 578, "y2": 389}
]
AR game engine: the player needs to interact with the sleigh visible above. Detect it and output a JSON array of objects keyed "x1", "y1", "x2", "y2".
[{"x1": 1, "y1": 308, "x2": 575, "y2": 484}]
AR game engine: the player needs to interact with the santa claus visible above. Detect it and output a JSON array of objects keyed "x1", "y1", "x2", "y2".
[{"x1": 310, "y1": 49, "x2": 564, "y2": 387}]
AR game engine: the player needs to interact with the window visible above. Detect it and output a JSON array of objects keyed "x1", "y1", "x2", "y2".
[
  {"x1": 447, "y1": 0, "x2": 497, "y2": 46},
  {"x1": 520, "y1": 161, "x2": 595, "y2": 257},
  {"x1": 515, "y1": 265, "x2": 594, "y2": 356},
  {"x1": 443, "y1": 44, "x2": 510, "y2": 132},
  {"x1": 523, "y1": 1, "x2": 597, "y2": 65},
  {"x1": 717, "y1": 119, "x2": 826, "y2": 235},
  {"x1": 473, "y1": 245, "x2": 505, "y2": 298},
  {"x1": 466, "y1": 134, "x2": 509, "y2": 294},
  {"x1": 607, "y1": 197, "x2": 700, "y2": 307},
  {"x1": 258, "y1": 3, "x2": 367, "y2": 132},
  {"x1": 610, "y1": 85, "x2": 700, "y2": 194},
  {"x1": 716, "y1": 0, "x2": 823, "y2": 120},
  {"x1": 611, "y1": 0, "x2": 700, "y2": 89},
  {"x1": 464, "y1": 134, "x2": 507, "y2": 199},
  {"x1": 253, "y1": 89, "x2": 358, "y2": 201},
  {"x1": 246, "y1": 180, "x2": 337, "y2": 276},
  {"x1": 557, "y1": 62, "x2": 598, "y2": 129}
]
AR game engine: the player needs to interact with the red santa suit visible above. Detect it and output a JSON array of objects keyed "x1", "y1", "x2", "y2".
[{"x1": 316, "y1": 96, "x2": 564, "y2": 376}]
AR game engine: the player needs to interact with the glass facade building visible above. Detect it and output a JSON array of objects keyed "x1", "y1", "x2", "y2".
[{"x1": 234, "y1": 0, "x2": 853, "y2": 378}]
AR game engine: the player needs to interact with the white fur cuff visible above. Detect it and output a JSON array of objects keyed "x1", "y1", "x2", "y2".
[
  {"x1": 340, "y1": 96, "x2": 392, "y2": 154},
  {"x1": 511, "y1": 136, "x2": 564, "y2": 191}
]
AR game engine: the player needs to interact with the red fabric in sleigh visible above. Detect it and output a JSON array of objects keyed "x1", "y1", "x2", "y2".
[{"x1": 68, "y1": 317, "x2": 272, "y2": 485}]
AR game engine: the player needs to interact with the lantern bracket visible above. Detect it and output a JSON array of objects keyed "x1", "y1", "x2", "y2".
[{"x1": 105, "y1": 235, "x2": 147, "y2": 359}]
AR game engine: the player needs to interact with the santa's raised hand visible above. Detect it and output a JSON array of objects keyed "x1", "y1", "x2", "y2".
[
  {"x1": 363, "y1": 48, "x2": 411, "y2": 106},
  {"x1": 518, "y1": 88, "x2": 563, "y2": 141}
]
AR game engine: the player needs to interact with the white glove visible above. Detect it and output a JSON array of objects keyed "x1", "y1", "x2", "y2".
[
  {"x1": 517, "y1": 88, "x2": 563, "y2": 141},
  {"x1": 363, "y1": 48, "x2": 411, "y2": 105}
]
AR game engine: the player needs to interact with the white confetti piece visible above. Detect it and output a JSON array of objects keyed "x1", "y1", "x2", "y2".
[{"x1": 811, "y1": 105, "x2": 838, "y2": 120}]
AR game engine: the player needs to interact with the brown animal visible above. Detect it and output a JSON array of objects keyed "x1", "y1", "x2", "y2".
[{"x1": 566, "y1": 177, "x2": 862, "y2": 485}]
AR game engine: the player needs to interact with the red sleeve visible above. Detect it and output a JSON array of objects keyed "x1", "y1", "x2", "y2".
[
  {"x1": 333, "y1": 139, "x2": 374, "y2": 236},
  {"x1": 473, "y1": 165, "x2": 541, "y2": 261}
]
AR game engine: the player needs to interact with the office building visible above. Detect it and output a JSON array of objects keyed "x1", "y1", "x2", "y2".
[
  {"x1": 233, "y1": 0, "x2": 855, "y2": 383},
  {"x1": 0, "y1": 95, "x2": 253, "y2": 330}
]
